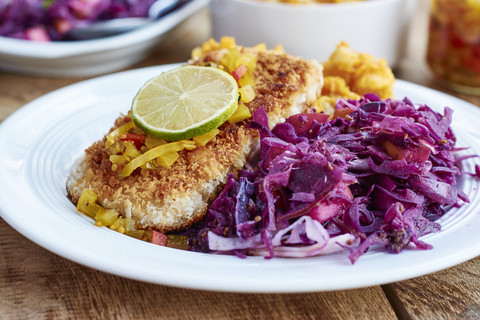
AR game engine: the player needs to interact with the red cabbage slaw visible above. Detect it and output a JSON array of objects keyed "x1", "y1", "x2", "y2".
[
  {"x1": 188, "y1": 94, "x2": 468, "y2": 263},
  {"x1": 0, "y1": 0, "x2": 158, "y2": 41}
]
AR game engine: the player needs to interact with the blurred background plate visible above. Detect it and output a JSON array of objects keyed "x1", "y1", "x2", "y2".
[{"x1": 0, "y1": 0, "x2": 209, "y2": 78}]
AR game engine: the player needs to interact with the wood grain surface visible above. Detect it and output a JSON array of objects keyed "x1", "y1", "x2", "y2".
[{"x1": 2, "y1": 4, "x2": 480, "y2": 320}]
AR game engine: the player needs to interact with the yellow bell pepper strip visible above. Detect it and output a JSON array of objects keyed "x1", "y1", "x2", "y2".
[{"x1": 120, "y1": 141, "x2": 195, "y2": 178}]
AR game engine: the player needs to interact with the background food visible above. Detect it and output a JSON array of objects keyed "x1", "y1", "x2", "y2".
[
  {"x1": 427, "y1": 0, "x2": 480, "y2": 91},
  {"x1": 254, "y1": 0, "x2": 362, "y2": 3},
  {"x1": 210, "y1": 0, "x2": 416, "y2": 67},
  {"x1": 317, "y1": 42, "x2": 396, "y2": 114},
  {"x1": 0, "y1": 0, "x2": 156, "y2": 41}
]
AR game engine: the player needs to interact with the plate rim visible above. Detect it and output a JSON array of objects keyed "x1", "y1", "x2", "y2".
[{"x1": 1, "y1": 65, "x2": 480, "y2": 293}]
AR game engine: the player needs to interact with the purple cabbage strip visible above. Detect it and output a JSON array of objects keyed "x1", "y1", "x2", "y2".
[
  {"x1": 0, "y1": 0, "x2": 166, "y2": 41},
  {"x1": 188, "y1": 95, "x2": 468, "y2": 263}
]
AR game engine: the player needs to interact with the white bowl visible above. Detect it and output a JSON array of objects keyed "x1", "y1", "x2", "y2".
[
  {"x1": 210, "y1": 0, "x2": 416, "y2": 67},
  {"x1": 0, "y1": 0, "x2": 209, "y2": 78}
]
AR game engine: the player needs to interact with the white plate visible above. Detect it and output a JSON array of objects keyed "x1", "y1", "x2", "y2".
[
  {"x1": 0, "y1": 0, "x2": 208, "y2": 77},
  {"x1": 1, "y1": 64, "x2": 480, "y2": 293}
]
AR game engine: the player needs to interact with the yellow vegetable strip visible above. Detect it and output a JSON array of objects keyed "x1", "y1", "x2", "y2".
[
  {"x1": 95, "y1": 208, "x2": 119, "y2": 226},
  {"x1": 228, "y1": 102, "x2": 252, "y2": 124},
  {"x1": 123, "y1": 141, "x2": 141, "y2": 158},
  {"x1": 193, "y1": 128, "x2": 220, "y2": 146},
  {"x1": 77, "y1": 189, "x2": 101, "y2": 218},
  {"x1": 239, "y1": 84, "x2": 256, "y2": 103},
  {"x1": 144, "y1": 135, "x2": 167, "y2": 149},
  {"x1": 110, "y1": 217, "x2": 126, "y2": 233},
  {"x1": 105, "y1": 121, "x2": 135, "y2": 148},
  {"x1": 253, "y1": 43, "x2": 267, "y2": 51},
  {"x1": 181, "y1": 140, "x2": 197, "y2": 150},
  {"x1": 220, "y1": 36, "x2": 236, "y2": 49},
  {"x1": 157, "y1": 151, "x2": 180, "y2": 168},
  {"x1": 238, "y1": 71, "x2": 255, "y2": 87},
  {"x1": 120, "y1": 141, "x2": 190, "y2": 178},
  {"x1": 221, "y1": 48, "x2": 240, "y2": 72},
  {"x1": 109, "y1": 154, "x2": 129, "y2": 167}
]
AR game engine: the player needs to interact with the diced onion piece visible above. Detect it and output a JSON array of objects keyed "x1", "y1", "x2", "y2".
[
  {"x1": 238, "y1": 71, "x2": 255, "y2": 87},
  {"x1": 110, "y1": 154, "x2": 129, "y2": 166},
  {"x1": 193, "y1": 128, "x2": 220, "y2": 146},
  {"x1": 77, "y1": 189, "x2": 101, "y2": 218},
  {"x1": 167, "y1": 234, "x2": 189, "y2": 250},
  {"x1": 126, "y1": 230, "x2": 145, "y2": 240},
  {"x1": 107, "y1": 141, "x2": 123, "y2": 155},
  {"x1": 142, "y1": 230, "x2": 153, "y2": 242},
  {"x1": 105, "y1": 121, "x2": 135, "y2": 149},
  {"x1": 253, "y1": 43, "x2": 267, "y2": 51},
  {"x1": 228, "y1": 102, "x2": 252, "y2": 124},
  {"x1": 144, "y1": 135, "x2": 167, "y2": 149},
  {"x1": 239, "y1": 84, "x2": 255, "y2": 103},
  {"x1": 123, "y1": 141, "x2": 141, "y2": 159},
  {"x1": 181, "y1": 140, "x2": 197, "y2": 151},
  {"x1": 95, "y1": 208, "x2": 119, "y2": 226},
  {"x1": 157, "y1": 151, "x2": 179, "y2": 168},
  {"x1": 192, "y1": 37, "x2": 237, "y2": 59},
  {"x1": 220, "y1": 36, "x2": 236, "y2": 49},
  {"x1": 273, "y1": 44, "x2": 285, "y2": 53},
  {"x1": 124, "y1": 217, "x2": 137, "y2": 233},
  {"x1": 220, "y1": 47, "x2": 240, "y2": 72},
  {"x1": 237, "y1": 53, "x2": 257, "y2": 73},
  {"x1": 110, "y1": 217, "x2": 126, "y2": 233}
]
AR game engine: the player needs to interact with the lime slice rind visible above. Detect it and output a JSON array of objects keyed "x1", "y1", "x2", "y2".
[{"x1": 131, "y1": 65, "x2": 239, "y2": 141}]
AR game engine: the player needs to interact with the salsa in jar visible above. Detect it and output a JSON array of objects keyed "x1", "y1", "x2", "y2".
[{"x1": 426, "y1": 0, "x2": 480, "y2": 94}]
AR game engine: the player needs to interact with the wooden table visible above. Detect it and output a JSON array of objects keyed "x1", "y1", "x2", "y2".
[{"x1": 2, "y1": 4, "x2": 480, "y2": 320}]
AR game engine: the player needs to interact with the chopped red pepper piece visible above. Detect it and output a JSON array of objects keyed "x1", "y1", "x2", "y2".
[
  {"x1": 230, "y1": 64, "x2": 247, "y2": 83},
  {"x1": 151, "y1": 230, "x2": 168, "y2": 246}
]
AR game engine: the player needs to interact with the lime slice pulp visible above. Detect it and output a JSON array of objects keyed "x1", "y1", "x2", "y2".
[{"x1": 131, "y1": 65, "x2": 239, "y2": 141}]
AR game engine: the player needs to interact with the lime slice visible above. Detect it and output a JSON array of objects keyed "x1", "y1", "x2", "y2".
[{"x1": 131, "y1": 65, "x2": 239, "y2": 141}]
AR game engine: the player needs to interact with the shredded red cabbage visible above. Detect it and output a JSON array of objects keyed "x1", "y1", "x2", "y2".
[
  {"x1": 0, "y1": 0, "x2": 162, "y2": 41},
  {"x1": 188, "y1": 94, "x2": 468, "y2": 263}
]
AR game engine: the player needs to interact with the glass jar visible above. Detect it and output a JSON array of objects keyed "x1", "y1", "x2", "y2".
[{"x1": 426, "y1": 0, "x2": 480, "y2": 95}]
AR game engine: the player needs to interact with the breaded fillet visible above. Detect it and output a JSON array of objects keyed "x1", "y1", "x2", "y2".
[{"x1": 67, "y1": 45, "x2": 324, "y2": 233}]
